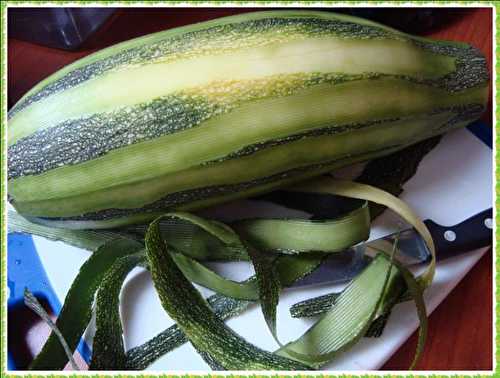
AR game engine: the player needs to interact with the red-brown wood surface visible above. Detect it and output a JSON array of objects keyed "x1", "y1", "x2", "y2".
[
  {"x1": 383, "y1": 8, "x2": 494, "y2": 371},
  {"x1": 7, "y1": 7, "x2": 493, "y2": 371}
]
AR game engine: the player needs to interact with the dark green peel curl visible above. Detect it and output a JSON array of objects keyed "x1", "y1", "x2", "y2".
[
  {"x1": 144, "y1": 214, "x2": 311, "y2": 370},
  {"x1": 90, "y1": 253, "x2": 146, "y2": 370},
  {"x1": 11, "y1": 10, "x2": 458, "y2": 366},
  {"x1": 17, "y1": 137, "x2": 440, "y2": 370},
  {"x1": 24, "y1": 289, "x2": 79, "y2": 370},
  {"x1": 247, "y1": 245, "x2": 282, "y2": 345},
  {"x1": 28, "y1": 238, "x2": 144, "y2": 370}
]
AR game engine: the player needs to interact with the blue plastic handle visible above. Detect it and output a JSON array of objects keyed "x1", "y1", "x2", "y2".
[{"x1": 7, "y1": 233, "x2": 91, "y2": 369}]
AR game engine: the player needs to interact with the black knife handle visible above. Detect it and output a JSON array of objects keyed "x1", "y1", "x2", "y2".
[{"x1": 424, "y1": 208, "x2": 493, "y2": 261}]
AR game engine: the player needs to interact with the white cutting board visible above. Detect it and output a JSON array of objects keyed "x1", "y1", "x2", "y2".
[{"x1": 29, "y1": 126, "x2": 492, "y2": 371}]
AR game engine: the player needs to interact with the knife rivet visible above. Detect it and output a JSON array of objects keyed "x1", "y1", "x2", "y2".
[
  {"x1": 484, "y1": 218, "x2": 493, "y2": 229},
  {"x1": 444, "y1": 230, "x2": 456, "y2": 242}
]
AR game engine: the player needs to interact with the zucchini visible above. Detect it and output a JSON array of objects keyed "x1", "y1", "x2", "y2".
[{"x1": 8, "y1": 10, "x2": 489, "y2": 229}]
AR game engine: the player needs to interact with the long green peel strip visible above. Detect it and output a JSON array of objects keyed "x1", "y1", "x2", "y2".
[
  {"x1": 145, "y1": 214, "x2": 311, "y2": 370},
  {"x1": 142, "y1": 213, "x2": 406, "y2": 370},
  {"x1": 277, "y1": 253, "x2": 398, "y2": 366},
  {"x1": 293, "y1": 178, "x2": 436, "y2": 289},
  {"x1": 90, "y1": 253, "x2": 146, "y2": 370},
  {"x1": 125, "y1": 254, "x2": 325, "y2": 370},
  {"x1": 247, "y1": 245, "x2": 283, "y2": 345},
  {"x1": 28, "y1": 238, "x2": 144, "y2": 370},
  {"x1": 22, "y1": 178, "x2": 432, "y2": 370},
  {"x1": 233, "y1": 202, "x2": 370, "y2": 253},
  {"x1": 8, "y1": 210, "x2": 132, "y2": 251},
  {"x1": 391, "y1": 259, "x2": 428, "y2": 369},
  {"x1": 137, "y1": 179, "x2": 431, "y2": 369},
  {"x1": 24, "y1": 289, "x2": 79, "y2": 370}
]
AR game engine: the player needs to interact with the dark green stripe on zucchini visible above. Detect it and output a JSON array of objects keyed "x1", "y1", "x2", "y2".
[{"x1": 8, "y1": 11, "x2": 489, "y2": 228}]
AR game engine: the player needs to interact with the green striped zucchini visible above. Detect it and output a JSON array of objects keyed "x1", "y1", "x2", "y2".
[{"x1": 8, "y1": 11, "x2": 489, "y2": 229}]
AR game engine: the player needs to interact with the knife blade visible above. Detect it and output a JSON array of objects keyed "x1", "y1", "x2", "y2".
[{"x1": 294, "y1": 207, "x2": 493, "y2": 287}]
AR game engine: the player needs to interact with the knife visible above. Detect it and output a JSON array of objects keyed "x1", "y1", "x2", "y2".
[
  {"x1": 6, "y1": 208, "x2": 493, "y2": 369},
  {"x1": 293, "y1": 207, "x2": 493, "y2": 287}
]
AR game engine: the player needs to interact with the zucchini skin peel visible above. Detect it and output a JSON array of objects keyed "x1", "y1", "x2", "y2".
[{"x1": 8, "y1": 11, "x2": 489, "y2": 228}]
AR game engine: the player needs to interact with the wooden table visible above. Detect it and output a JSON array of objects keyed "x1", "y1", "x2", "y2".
[
  {"x1": 7, "y1": 7, "x2": 493, "y2": 371},
  {"x1": 383, "y1": 8, "x2": 493, "y2": 370}
]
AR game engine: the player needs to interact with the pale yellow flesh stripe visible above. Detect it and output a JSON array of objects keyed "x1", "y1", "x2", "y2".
[
  {"x1": 14, "y1": 9, "x2": 433, "y2": 104},
  {"x1": 8, "y1": 37, "x2": 454, "y2": 145},
  {"x1": 11, "y1": 111, "x2": 453, "y2": 218},
  {"x1": 8, "y1": 79, "x2": 486, "y2": 207}
]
